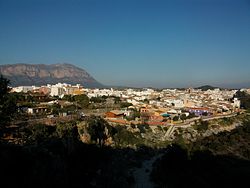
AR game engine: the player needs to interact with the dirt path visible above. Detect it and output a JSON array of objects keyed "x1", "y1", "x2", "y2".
[{"x1": 133, "y1": 153, "x2": 164, "y2": 188}]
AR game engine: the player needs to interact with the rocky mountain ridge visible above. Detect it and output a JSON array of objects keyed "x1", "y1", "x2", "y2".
[{"x1": 0, "y1": 63, "x2": 103, "y2": 88}]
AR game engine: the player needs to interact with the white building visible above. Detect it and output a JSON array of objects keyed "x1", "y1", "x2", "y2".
[
  {"x1": 164, "y1": 99, "x2": 184, "y2": 108},
  {"x1": 233, "y1": 98, "x2": 241, "y2": 108},
  {"x1": 50, "y1": 86, "x2": 65, "y2": 96},
  {"x1": 12, "y1": 86, "x2": 34, "y2": 93}
]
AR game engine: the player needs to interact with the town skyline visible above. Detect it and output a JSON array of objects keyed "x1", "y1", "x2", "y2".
[{"x1": 0, "y1": 0, "x2": 250, "y2": 88}]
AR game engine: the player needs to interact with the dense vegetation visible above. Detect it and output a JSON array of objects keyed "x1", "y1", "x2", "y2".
[
  {"x1": 151, "y1": 118, "x2": 250, "y2": 188},
  {"x1": 0, "y1": 119, "x2": 157, "y2": 188},
  {"x1": 234, "y1": 90, "x2": 250, "y2": 110},
  {"x1": 0, "y1": 75, "x2": 17, "y2": 125}
]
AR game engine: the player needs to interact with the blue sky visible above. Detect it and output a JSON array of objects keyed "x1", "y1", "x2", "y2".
[{"x1": 0, "y1": 0, "x2": 250, "y2": 88}]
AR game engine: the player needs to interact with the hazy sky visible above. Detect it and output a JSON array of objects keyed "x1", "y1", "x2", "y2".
[{"x1": 0, "y1": 0, "x2": 250, "y2": 88}]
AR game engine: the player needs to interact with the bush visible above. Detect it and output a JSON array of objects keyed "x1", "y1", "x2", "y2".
[
  {"x1": 113, "y1": 125, "x2": 141, "y2": 147},
  {"x1": 173, "y1": 116, "x2": 179, "y2": 121},
  {"x1": 193, "y1": 120, "x2": 209, "y2": 132},
  {"x1": 120, "y1": 102, "x2": 133, "y2": 108}
]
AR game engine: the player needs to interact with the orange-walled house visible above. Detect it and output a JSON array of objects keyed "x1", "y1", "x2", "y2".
[{"x1": 105, "y1": 110, "x2": 125, "y2": 119}]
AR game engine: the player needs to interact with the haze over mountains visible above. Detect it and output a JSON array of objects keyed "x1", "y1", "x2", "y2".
[
  {"x1": 0, "y1": 63, "x2": 248, "y2": 89},
  {"x1": 0, "y1": 63, "x2": 103, "y2": 88}
]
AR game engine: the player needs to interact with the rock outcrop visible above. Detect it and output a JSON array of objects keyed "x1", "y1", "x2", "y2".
[{"x1": 0, "y1": 63, "x2": 103, "y2": 88}]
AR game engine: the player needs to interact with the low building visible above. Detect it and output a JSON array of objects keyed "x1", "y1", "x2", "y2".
[
  {"x1": 25, "y1": 93, "x2": 48, "y2": 101},
  {"x1": 140, "y1": 107, "x2": 149, "y2": 113},
  {"x1": 233, "y1": 98, "x2": 241, "y2": 108},
  {"x1": 39, "y1": 86, "x2": 51, "y2": 95},
  {"x1": 65, "y1": 86, "x2": 83, "y2": 95},
  {"x1": 27, "y1": 107, "x2": 48, "y2": 114},
  {"x1": 50, "y1": 86, "x2": 65, "y2": 96},
  {"x1": 12, "y1": 86, "x2": 34, "y2": 93},
  {"x1": 149, "y1": 114, "x2": 164, "y2": 122},
  {"x1": 105, "y1": 110, "x2": 124, "y2": 119},
  {"x1": 188, "y1": 107, "x2": 210, "y2": 116}
]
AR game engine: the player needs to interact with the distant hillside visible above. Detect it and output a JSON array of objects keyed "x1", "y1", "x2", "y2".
[
  {"x1": 0, "y1": 63, "x2": 104, "y2": 88},
  {"x1": 196, "y1": 85, "x2": 219, "y2": 91}
]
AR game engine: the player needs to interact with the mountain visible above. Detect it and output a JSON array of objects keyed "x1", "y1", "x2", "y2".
[
  {"x1": 196, "y1": 85, "x2": 219, "y2": 91},
  {"x1": 0, "y1": 63, "x2": 103, "y2": 88}
]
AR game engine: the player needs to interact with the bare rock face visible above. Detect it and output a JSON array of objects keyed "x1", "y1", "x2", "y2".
[{"x1": 0, "y1": 63, "x2": 103, "y2": 88}]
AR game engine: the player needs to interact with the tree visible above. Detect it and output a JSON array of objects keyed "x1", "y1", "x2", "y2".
[
  {"x1": 234, "y1": 91, "x2": 250, "y2": 109},
  {"x1": 120, "y1": 102, "x2": 132, "y2": 108},
  {"x1": 73, "y1": 94, "x2": 89, "y2": 108},
  {"x1": 173, "y1": 116, "x2": 179, "y2": 121},
  {"x1": 113, "y1": 96, "x2": 121, "y2": 104},
  {"x1": 62, "y1": 95, "x2": 74, "y2": 102},
  {"x1": 143, "y1": 99, "x2": 149, "y2": 104},
  {"x1": 180, "y1": 114, "x2": 187, "y2": 122},
  {"x1": 188, "y1": 112, "x2": 197, "y2": 119},
  {"x1": 0, "y1": 75, "x2": 17, "y2": 125},
  {"x1": 202, "y1": 112, "x2": 208, "y2": 116},
  {"x1": 113, "y1": 125, "x2": 140, "y2": 147},
  {"x1": 125, "y1": 109, "x2": 140, "y2": 121},
  {"x1": 27, "y1": 124, "x2": 51, "y2": 144},
  {"x1": 0, "y1": 75, "x2": 10, "y2": 98},
  {"x1": 56, "y1": 121, "x2": 80, "y2": 154},
  {"x1": 193, "y1": 120, "x2": 209, "y2": 131},
  {"x1": 90, "y1": 96, "x2": 105, "y2": 103},
  {"x1": 156, "y1": 97, "x2": 161, "y2": 101},
  {"x1": 137, "y1": 124, "x2": 146, "y2": 133},
  {"x1": 86, "y1": 116, "x2": 114, "y2": 147},
  {"x1": 56, "y1": 121, "x2": 77, "y2": 138},
  {"x1": 49, "y1": 103, "x2": 61, "y2": 115}
]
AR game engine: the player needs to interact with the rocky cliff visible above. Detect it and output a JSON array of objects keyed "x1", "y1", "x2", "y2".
[{"x1": 0, "y1": 63, "x2": 103, "y2": 88}]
